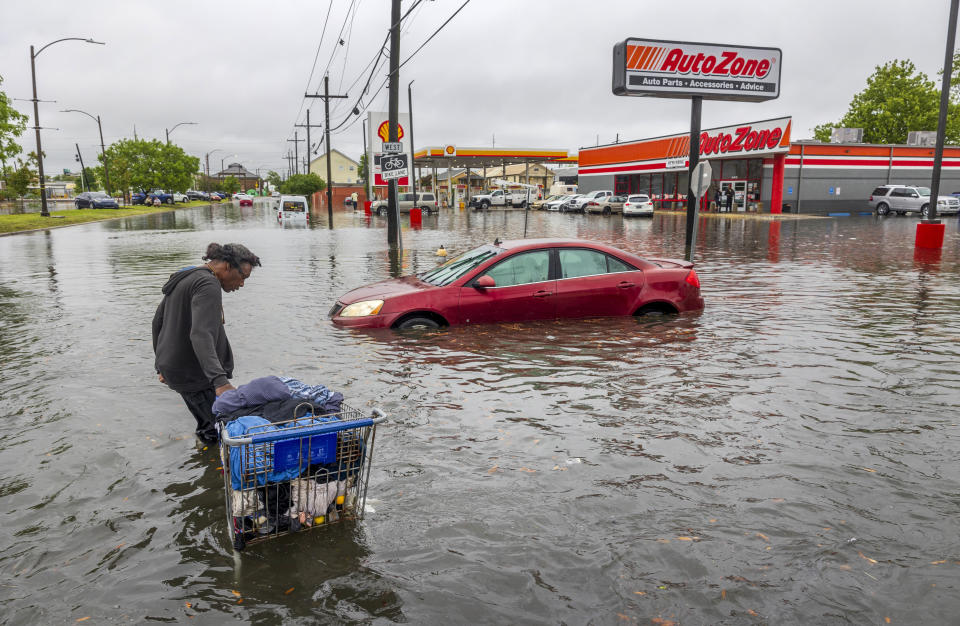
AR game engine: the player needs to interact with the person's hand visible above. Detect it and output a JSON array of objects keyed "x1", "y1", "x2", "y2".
[
  {"x1": 215, "y1": 383, "x2": 236, "y2": 396},
  {"x1": 158, "y1": 373, "x2": 165, "y2": 384}
]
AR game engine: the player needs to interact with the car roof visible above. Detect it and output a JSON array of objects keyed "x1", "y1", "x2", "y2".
[{"x1": 493, "y1": 238, "x2": 647, "y2": 263}]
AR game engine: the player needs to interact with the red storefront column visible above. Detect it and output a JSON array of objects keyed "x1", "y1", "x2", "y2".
[{"x1": 769, "y1": 153, "x2": 785, "y2": 214}]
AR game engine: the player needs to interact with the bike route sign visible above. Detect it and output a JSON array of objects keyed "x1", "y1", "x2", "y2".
[{"x1": 380, "y1": 153, "x2": 409, "y2": 181}]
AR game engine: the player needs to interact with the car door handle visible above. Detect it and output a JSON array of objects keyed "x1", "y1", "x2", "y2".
[
  {"x1": 533, "y1": 290, "x2": 552, "y2": 297},
  {"x1": 618, "y1": 281, "x2": 635, "y2": 288}
]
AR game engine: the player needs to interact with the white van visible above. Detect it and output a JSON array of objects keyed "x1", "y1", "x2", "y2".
[{"x1": 277, "y1": 195, "x2": 309, "y2": 222}]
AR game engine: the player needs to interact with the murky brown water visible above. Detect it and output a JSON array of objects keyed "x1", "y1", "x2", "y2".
[{"x1": 1, "y1": 203, "x2": 959, "y2": 624}]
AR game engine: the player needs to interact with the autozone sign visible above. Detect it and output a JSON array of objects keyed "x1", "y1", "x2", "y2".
[
  {"x1": 613, "y1": 38, "x2": 782, "y2": 102},
  {"x1": 699, "y1": 117, "x2": 790, "y2": 156}
]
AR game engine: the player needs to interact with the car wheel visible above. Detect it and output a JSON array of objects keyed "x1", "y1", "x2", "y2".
[
  {"x1": 75, "y1": 201, "x2": 81, "y2": 209},
  {"x1": 420, "y1": 206, "x2": 430, "y2": 215},
  {"x1": 396, "y1": 316, "x2": 441, "y2": 330},
  {"x1": 480, "y1": 201, "x2": 489, "y2": 210},
  {"x1": 920, "y1": 203, "x2": 930, "y2": 219},
  {"x1": 876, "y1": 203, "x2": 889, "y2": 216},
  {"x1": 377, "y1": 206, "x2": 387, "y2": 216},
  {"x1": 602, "y1": 207, "x2": 611, "y2": 216}
]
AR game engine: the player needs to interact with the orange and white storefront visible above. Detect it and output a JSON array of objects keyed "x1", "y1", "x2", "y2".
[{"x1": 578, "y1": 115, "x2": 960, "y2": 215}]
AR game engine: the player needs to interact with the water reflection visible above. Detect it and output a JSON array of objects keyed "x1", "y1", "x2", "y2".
[{"x1": 0, "y1": 204, "x2": 959, "y2": 622}]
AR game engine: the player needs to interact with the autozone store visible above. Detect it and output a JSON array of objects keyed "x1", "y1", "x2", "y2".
[{"x1": 577, "y1": 115, "x2": 960, "y2": 215}]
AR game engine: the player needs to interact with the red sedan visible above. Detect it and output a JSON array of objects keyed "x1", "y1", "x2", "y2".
[{"x1": 330, "y1": 238, "x2": 703, "y2": 329}]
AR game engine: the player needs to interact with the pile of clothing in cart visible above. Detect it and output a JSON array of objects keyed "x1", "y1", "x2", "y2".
[{"x1": 214, "y1": 376, "x2": 366, "y2": 543}]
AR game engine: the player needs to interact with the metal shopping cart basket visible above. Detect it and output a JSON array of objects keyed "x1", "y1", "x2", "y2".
[{"x1": 219, "y1": 403, "x2": 386, "y2": 551}]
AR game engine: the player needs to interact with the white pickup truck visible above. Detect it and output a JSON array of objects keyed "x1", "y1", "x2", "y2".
[{"x1": 469, "y1": 188, "x2": 534, "y2": 210}]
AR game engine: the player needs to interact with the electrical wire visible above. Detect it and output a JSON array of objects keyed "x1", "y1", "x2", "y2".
[{"x1": 292, "y1": 0, "x2": 335, "y2": 129}]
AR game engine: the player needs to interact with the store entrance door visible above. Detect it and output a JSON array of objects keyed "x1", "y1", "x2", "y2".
[{"x1": 720, "y1": 180, "x2": 747, "y2": 212}]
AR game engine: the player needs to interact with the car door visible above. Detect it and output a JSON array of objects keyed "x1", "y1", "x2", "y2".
[
  {"x1": 888, "y1": 188, "x2": 907, "y2": 211},
  {"x1": 554, "y1": 248, "x2": 644, "y2": 318},
  {"x1": 458, "y1": 250, "x2": 555, "y2": 324}
]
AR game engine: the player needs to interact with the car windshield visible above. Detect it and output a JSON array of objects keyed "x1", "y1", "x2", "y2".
[
  {"x1": 419, "y1": 244, "x2": 502, "y2": 287},
  {"x1": 628, "y1": 195, "x2": 649, "y2": 202},
  {"x1": 91, "y1": 192, "x2": 109, "y2": 199}
]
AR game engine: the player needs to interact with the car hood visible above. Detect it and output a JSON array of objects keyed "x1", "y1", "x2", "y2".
[{"x1": 338, "y1": 275, "x2": 435, "y2": 304}]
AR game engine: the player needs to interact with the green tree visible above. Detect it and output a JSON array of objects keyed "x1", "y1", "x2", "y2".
[
  {"x1": 221, "y1": 175, "x2": 240, "y2": 194},
  {"x1": 99, "y1": 138, "x2": 200, "y2": 202},
  {"x1": 358, "y1": 153, "x2": 369, "y2": 188},
  {"x1": 0, "y1": 74, "x2": 29, "y2": 188},
  {"x1": 6, "y1": 153, "x2": 38, "y2": 198},
  {"x1": 266, "y1": 170, "x2": 282, "y2": 190},
  {"x1": 280, "y1": 173, "x2": 326, "y2": 196},
  {"x1": 813, "y1": 59, "x2": 960, "y2": 144}
]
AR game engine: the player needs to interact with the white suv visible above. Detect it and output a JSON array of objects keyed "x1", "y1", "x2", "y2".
[
  {"x1": 869, "y1": 185, "x2": 960, "y2": 216},
  {"x1": 565, "y1": 190, "x2": 613, "y2": 213}
]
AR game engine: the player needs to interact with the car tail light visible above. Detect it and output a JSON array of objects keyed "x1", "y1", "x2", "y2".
[
  {"x1": 685, "y1": 269, "x2": 700, "y2": 289},
  {"x1": 587, "y1": 201, "x2": 599, "y2": 206}
]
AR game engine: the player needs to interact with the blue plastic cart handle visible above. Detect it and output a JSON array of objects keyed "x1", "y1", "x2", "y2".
[{"x1": 221, "y1": 410, "x2": 386, "y2": 447}]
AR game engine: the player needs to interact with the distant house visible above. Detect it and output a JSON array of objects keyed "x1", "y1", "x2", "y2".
[
  {"x1": 310, "y1": 149, "x2": 361, "y2": 185},
  {"x1": 481, "y1": 163, "x2": 554, "y2": 191},
  {"x1": 214, "y1": 163, "x2": 261, "y2": 192}
]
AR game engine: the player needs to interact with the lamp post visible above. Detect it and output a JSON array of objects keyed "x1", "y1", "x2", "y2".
[
  {"x1": 204, "y1": 148, "x2": 224, "y2": 184},
  {"x1": 165, "y1": 121, "x2": 197, "y2": 145},
  {"x1": 61, "y1": 108, "x2": 111, "y2": 195},
  {"x1": 31, "y1": 37, "x2": 105, "y2": 216}
]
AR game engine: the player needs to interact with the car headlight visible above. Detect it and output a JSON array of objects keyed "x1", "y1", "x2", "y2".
[{"x1": 339, "y1": 299, "x2": 384, "y2": 317}]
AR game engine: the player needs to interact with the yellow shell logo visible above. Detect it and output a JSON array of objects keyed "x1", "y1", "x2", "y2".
[
  {"x1": 445, "y1": 145, "x2": 455, "y2": 155},
  {"x1": 377, "y1": 121, "x2": 404, "y2": 142}
]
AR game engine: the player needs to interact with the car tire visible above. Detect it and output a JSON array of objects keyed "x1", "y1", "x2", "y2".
[
  {"x1": 602, "y1": 207, "x2": 611, "y2": 216},
  {"x1": 920, "y1": 204, "x2": 930, "y2": 219},
  {"x1": 420, "y1": 206, "x2": 430, "y2": 215},
  {"x1": 480, "y1": 201, "x2": 489, "y2": 210},
  {"x1": 377, "y1": 206, "x2": 387, "y2": 216},
  {"x1": 396, "y1": 316, "x2": 440, "y2": 330},
  {"x1": 876, "y1": 203, "x2": 889, "y2": 216}
]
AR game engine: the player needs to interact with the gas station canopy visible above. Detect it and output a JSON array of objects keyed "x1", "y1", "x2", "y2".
[{"x1": 413, "y1": 146, "x2": 577, "y2": 169}]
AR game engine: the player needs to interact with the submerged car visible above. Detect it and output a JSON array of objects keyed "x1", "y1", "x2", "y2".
[
  {"x1": 75, "y1": 191, "x2": 119, "y2": 209},
  {"x1": 330, "y1": 238, "x2": 703, "y2": 329},
  {"x1": 235, "y1": 193, "x2": 254, "y2": 206}
]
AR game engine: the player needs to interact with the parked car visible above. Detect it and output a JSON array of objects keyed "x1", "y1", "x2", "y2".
[
  {"x1": 330, "y1": 238, "x2": 703, "y2": 329},
  {"x1": 532, "y1": 195, "x2": 562, "y2": 210},
  {"x1": 209, "y1": 192, "x2": 224, "y2": 202},
  {"x1": 370, "y1": 192, "x2": 439, "y2": 216},
  {"x1": 148, "y1": 190, "x2": 176, "y2": 205},
  {"x1": 171, "y1": 191, "x2": 189, "y2": 203},
  {"x1": 235, "y1": 193, "x2": 254, "y2": 207},
  {"x1": 545, "y1": 195, "x2": 575, "y2": 211},
  {"x1": 586, "y1": 195, "x2": 626, "y2": 215},
  {"x1": 623, "y1": 194, "x2": 655, "y2": 217},
  {"x1": 75, "y1": 191, "x2": 119, "y2": 209},
  {"x1": 559, "y1": 194, "x2": 585, "y2": 213},
  {"x1": 869, "y1": 184, "x2": 960, "y2": 216},
  {"x1": 565, "y1": 190, "x2": 613, "y2": 213},
  {"x1": 186, "y1": 190, "x2": 210, "y2": 201}
]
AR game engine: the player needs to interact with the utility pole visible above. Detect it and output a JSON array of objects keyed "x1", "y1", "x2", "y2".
[
  {"x1": 75, "y1": 143, "x2": 86, "y2": 192},
  {"x1": 305, "y1": 74, "x2": 348, "y2": 228},
  {"x1": 408, "y1": 80, "x2": 417, "y2": 210},
  {"x1": 294, "y1": 109, "x2": 322, "y2": 177},
  {"x1": 387, "y1": 0, "x2": 401, "y2": 247},
  {"x1": 287, "y1": 132, "x2": 304, "y2": 175}
]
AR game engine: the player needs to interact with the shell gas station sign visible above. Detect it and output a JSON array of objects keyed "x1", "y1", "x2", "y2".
[{"x1": 367, "y1": 111, "x2": 411, "y2": 186}]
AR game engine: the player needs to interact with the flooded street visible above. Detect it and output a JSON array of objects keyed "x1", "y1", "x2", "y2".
[{"x1": 2, "y1": 202, "x2": 960, "y2": 624}]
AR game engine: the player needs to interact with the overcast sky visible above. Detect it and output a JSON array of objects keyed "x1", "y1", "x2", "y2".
[{"x1": 2, "y1": 0, "x2": 957, "y2": 176}]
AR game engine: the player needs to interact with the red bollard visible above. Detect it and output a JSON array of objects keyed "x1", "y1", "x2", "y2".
[
  {"x1": 364, "y1": 200, "x2": 372, "y2": 216},
  {"x1": 410, "y1": 207, "x2": 422, "y2": 227},
  {"x1": 915, "y1": 222, "x2": 945, "y2": 249}
]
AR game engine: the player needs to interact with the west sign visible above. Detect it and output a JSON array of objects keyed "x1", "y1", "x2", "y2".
[{"x1": 613, "y1": 38, "x2": 782, "y2": 102}]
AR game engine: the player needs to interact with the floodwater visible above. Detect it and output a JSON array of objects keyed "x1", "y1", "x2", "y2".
[{"x1": 1, "y1": 203, "x2": 959, "y2": 624}]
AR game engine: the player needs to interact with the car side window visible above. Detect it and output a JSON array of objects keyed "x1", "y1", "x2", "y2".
[
  {"x1": 481, "y1": 250, "x2": 550, "y2": 287},
  {"x1": 559, "y1": 249, "x2": 608, "y2": 279},
  {"x1": 890, "y1": 189, "x2": 906, "y2": 197},
  {"x1": 871, "y1": 187, "x2": 888, "y2": 196},
  {"x1": 607, "y1": 255, "x2": 633, "y2": 273}
]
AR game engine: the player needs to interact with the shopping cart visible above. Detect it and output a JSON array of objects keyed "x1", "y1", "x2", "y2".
[{"x1": 219, "y1": 403, "x2": 386, "y2": 551}]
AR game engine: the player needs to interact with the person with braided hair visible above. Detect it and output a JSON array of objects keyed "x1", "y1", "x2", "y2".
[{"x1": 152, "y1": 243, "x2": 262, "y2": 443}]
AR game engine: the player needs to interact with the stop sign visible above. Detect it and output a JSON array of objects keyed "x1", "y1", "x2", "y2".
[{"x1": 689, "y1": 161, "x2": 713, "y2": 198}]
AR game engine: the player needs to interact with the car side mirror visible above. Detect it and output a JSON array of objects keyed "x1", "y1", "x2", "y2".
[{"x1": 475, "y1": 275, "x2": 496, "y2": 289}]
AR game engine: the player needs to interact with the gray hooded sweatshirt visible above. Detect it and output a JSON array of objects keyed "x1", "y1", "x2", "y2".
[{"x1": 152, "y1": 266, "x2": 233, "y2": 392}]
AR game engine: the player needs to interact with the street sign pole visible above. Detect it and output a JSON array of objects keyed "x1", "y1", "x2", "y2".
[
  {"x1": 685, "y1": 96, "x2": 702, "y2": 262},
  {"x1": 688, "y1": 159, "x2": 712, "y2": 263}
]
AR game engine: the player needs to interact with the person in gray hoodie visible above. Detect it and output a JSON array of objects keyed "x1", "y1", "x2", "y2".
[{"x1": 152, "y1": 242, "x2": 261, "y2": 442}]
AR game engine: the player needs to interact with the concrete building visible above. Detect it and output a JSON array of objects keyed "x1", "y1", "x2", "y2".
[
  {"x1": 309, "y1": 149, "x2": 362, "y2": 185},
  {"x1": 578, "y1": 116, "x2": 960, "y2": 215}
]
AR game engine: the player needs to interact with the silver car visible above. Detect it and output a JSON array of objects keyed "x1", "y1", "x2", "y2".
[{"x1": 869, "y1": 184, "x2": 960, "y2": 216}]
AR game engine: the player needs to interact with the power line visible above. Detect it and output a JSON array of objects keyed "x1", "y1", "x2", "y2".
[{"x1": 292, "y1": 0, "x2": 335, "y2": 131}]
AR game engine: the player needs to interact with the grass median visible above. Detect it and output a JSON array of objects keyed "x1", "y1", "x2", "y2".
[{"x1": 0, "y1": 201, "x2": 212, "y2": 235}]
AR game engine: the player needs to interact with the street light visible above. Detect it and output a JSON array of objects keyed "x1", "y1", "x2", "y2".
[
  {"x1": 30, "y1": 37, "x2": 105, "y2": 216},
  {"x1": 165, "y1": 121, "x2": 197, "y2": 145},
  {"x1": 61, "y1": 108, "x2": 111, "y2": 195},
  {"x1": 204, "y1": 148, "x2": 224, "y2": 179}
]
